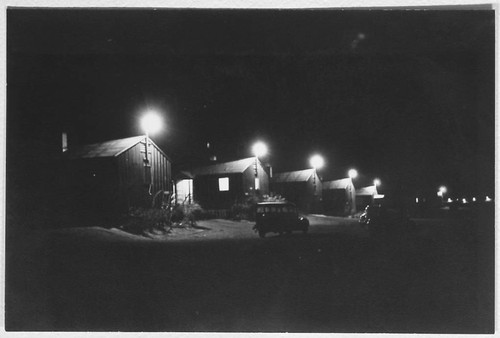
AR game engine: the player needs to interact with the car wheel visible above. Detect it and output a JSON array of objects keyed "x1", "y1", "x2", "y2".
[{"x1": 258, "y1": 231, "x2": 266, "y2": 238}]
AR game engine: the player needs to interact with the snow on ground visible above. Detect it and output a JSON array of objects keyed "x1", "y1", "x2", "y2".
[
  {"x1": 50, "y1": 218, "x2": 257, "y2": 242},
  {"x1": 49, "y1": 215, "x2": 365, "y2": 243}
]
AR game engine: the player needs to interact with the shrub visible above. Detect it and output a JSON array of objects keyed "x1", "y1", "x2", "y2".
[
  {"x1": 230, "y1": 195, "x2": 262, "y2": 221},
  {"x1": 120, "y1": 207, "x2": 171, "y2": 235},
  {"x1": 172, "y1": 202, "x2": 205, "y2": 227}
]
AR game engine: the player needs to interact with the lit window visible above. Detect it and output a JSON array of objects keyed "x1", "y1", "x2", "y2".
[
  {"x1": 219, "y1": 177, "x2": 229, "y2": 191},
  {"x1": 255, "y1": 177, "x2": 260, "y2": 190}
]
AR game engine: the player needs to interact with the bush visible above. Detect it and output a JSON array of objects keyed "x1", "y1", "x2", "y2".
[
  {"x1": 171, "y1": 202, "x2": 205, "y2": 226},
  {"x1": 230, "y1": 195, "x2": 262, "y2": 221},
  {"x1": 120, "y1": 207, "x2": 171, "y2": 235}
]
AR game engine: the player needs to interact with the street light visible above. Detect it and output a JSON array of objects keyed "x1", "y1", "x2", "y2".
[
  {"x1": 140, "y1": 111, "x2": 163, "y2": 194},
  {"x1": 141, "y1": 111, "x2": 163, "y2": 136},
  {"x1": 252, "y1": 141, "x2": 268, "y2": 191},
  {"x1": 348, "y1": 168, "x2": 358, "y2": 179},
  {"x1": 309, "y1": 154, "x2": 324, "y2": 170},
  {"x1": 141, "y1": 111, "x2": 163, "y2": 163},
  {"x1": 309, "y1": 154, "x2": 325, "y2": 213},
  {"x1": 373, "y1": 178, "x2": 381, "y2": 187},
  {"x1": 309, "y1": 154, "x2": 324, "y2": 187},
  {"x1": 252, "y1": 141, "x2": 268, "y2": 158}
]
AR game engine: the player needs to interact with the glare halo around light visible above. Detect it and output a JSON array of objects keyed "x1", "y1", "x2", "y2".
[
  {"x1": 141, "y1": 112, "x2": 162, "y2": 135},
  {"x1": 348, "y1": 169, "x2": 358, "y2": 179},
  {"x1": 252, "y1": 142, "x2": 268, "y2": 158},
  {"x1": 310, "y1": 154, "x2": 324, "y2": 169}
]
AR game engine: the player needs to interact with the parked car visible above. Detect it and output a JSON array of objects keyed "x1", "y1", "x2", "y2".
[
  {"x1": 253, "y1": 201, "x2": 309, "y2": 238},
  {"x1": 359, "y1": 204, "x2": 416, "y2": 238}
]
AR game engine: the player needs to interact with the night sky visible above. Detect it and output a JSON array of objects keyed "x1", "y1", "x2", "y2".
[{"x1": 7, "y1": 8, "x2": 495, "y2": 197}]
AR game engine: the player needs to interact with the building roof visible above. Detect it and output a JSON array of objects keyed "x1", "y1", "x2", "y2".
[
  {"x1": 272, "y1": 169, "x2": 315, "y2": 183},
  {"x1": 68, "y1": 136, "x2": 169, "y2": 160},
  {"x1": 356, "y1": 186, "x2": 378, "y2": 196},
  {"x1": 190, "y1": 157, "x2": 257, "y2": 176},
  {"x1": 174, "y1": 170, "x2": 194, "y2": 180},
  {"x1": 323, "y1": 178, "x2": 353, "y2": 190}
]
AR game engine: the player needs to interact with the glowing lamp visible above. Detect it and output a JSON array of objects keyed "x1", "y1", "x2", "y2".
[
  {"x1": 310, "y1": 154, "x2": 324, "y2": 170},
  {"x1": 348, "y1": 169, "x2": 358, "y2": 179},
  {"x1": 141, "y1": 112, "x2": 162, "y2": 135},
  {"x1": 252, "y1": 142, "x2": 268, "y2": 158}
]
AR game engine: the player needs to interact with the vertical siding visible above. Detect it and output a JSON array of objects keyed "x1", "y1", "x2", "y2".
[{"x1": 117, "y1": 140, "x2": 172, "y2": 208}]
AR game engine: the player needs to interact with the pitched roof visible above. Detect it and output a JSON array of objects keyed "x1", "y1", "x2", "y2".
[
  {"x1": 174, "y1": 170, "x2": 194, "y2": 180},
  {"x1": 272, "y1": 169, "x2": 315, "y2": 183},
  {"x1": 323, "y1": 178, "x2": 353, "y2": 190},
  {"x1": 356, "y1": 186, "x2": 378, "y2": 196},
  {"x1": 190, "y1": 157, "x2": 256, "y2": 176},
  {"x1": 68, "y1": 136, "x2": 169, "y2": 160}
]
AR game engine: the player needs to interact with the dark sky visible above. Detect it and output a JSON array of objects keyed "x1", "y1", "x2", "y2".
[{"x1": 7, "y1": 8, "x2": 495, "y2": 197}]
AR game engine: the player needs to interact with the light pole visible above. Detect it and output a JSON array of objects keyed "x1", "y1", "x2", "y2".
[
  {"x1": 309, "y1": 154, "x2": 324, "y2": 212},
  {"x1": 252, "y1": 142, "x2": 267, "y2": 192},
  {"x1": 348, "y1": 168, "x2": 358, "y2": 180},
  {"x1": 309, "y1": 154, "x2": 324, "y2": 189},
  {"x1": 348, "y1": 168, "x2": 358, "y2": 215},
  {"x1": 140, "y1": 112, "x2": 163, "y2": 194}
]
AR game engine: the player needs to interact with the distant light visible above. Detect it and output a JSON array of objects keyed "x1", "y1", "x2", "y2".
[
  {"x1": 416, "y1": 198, "x2": 419, "y2": 203},
  {"x1": 252, "y1": 142, "x2": 268, "y2": 158},
  {"x1": 437, "y1": 191, "x2": 443, "y2": 197},
  {"x1": 141, "y1": 111, "x2": 162, "y2": 135},
  {"x1": 373, "y1": 178, "x2": 381, "y2": 187},
  {"x1": 472, "y1": 197, "x2": 476, "y2": 202},
  {"x1": 310, "y1": 154, "x2": 325, "y2": 170},
  {"x1": 462, "y1": 198, "x2": 468, "y2": 204},
  {"x1": 485, "y1": 196, "x2": 492, "y2": 202},
  {"x1": 447, "y1": 198, "x2": 453, "y2": 203},
  {"x1": 348, "y1": 169, "x2": 358, "y2": 179}
]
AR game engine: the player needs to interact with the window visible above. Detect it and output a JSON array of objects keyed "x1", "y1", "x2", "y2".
[
  {"x1": 218, "y1": 177, "x2": 229, "y2": 191},
  {"x1": 255, "y1": 177, "x2": 260, "y2": 190}
]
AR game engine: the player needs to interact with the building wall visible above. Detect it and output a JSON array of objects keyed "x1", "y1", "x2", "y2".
[
  {"x1": 270, "y1": 172, "x2": 322, "y2": 214},
  {"x1": 192, "y1": 159, "x2": 270, "y2": 211},
  {"x1": 323, "y1": 181, "x2": 356, "y2": 216},
  {"x1": 193, "y1": 173, "x2": 244, "y2": 209},
  {"x1": 117, "y1": 140, "x2": 172, "y2": 209},
  {"x1": 272, "y1": 181, "x2": 312, "y2": 213},
  {"x1": 356, "y1": 195, "x2": 373, "y2": 210},
  {"x1": 309, "y1": 172, "x2": 323, "y2": 213},
  {"x1": 66, "y1": 157, "x2": 121, "y2": 213},
  {"x1": 242, "y1": 160, "x2": 270, "y2": 196}
]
